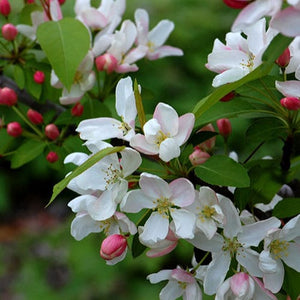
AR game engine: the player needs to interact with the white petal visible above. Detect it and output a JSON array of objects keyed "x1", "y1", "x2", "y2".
[
  {"x1": 262, "y1": 259, "x2": 284, "y2": 293},
  {"x1": 282, "y1": 242, "x2": 300, "y2": 272},
  {"x1": 139, "y1": 212, "x2": 169, "y2": 243},
  {"x1": 159, "y1": 138, "x2": 180, "y2": 162},
  {"x1": 196, "y1": 218, "x2": 218, "y2": 240},
  {"x1": 120, "y1": 148, "x2": 142, "y2": 177},
  {"x1": 171, "y1": 209, "x2": 196, "y2": 239},
  {"x1": 280, "y1": 214, "x2": 300, "y2": 241},
  {"x1": 130, "y1": 134, "x2": 159, "y2": 155},
  {"x1": 204, "y1": 251, "x2": 231, "y2": 295},
  {"x1": 169, "y1": 178, "x2": 195, "y2": 207},
  {"x1": 147, "y1": 45, "x2": 183, "y2": 60},
  {"x1": 123, "y1": 45, "x2": 148, "y2": 64},
  {"x1": 187, "y1": 231, "x2": 224, "y2": 252},
  {"x1": 64, "y1": 152, "x2": 89, "y2": 165},
  {"x1": 149, "y1": 20, "x2": 174, "y2": 47},
  {"x1": 160, "y1": 280, "x2": 183, "y2": 300},
  {"x1": 68, "y1": 194, "x2": 96, "y2": 213},
  {"x1": 236, "y1": 248, "x2": 263, "y2": 277},
  {"x1": 147, "y1": 270, "x2": 172, "y2": 283},
  {"x1": 185, "y1": 282, "x2": 202, "y2": 300},
  {"x1": 212, "y1": 67, "x2": 248, "y2": 87},
  {"x1": 275, "y1": 80, "x2": 300, "y2": 98},
  {"x1": 120, "y1": 190, "x2": 155, "y2": 213},
  {"x1": 71, "y1": 213, "x2": 100, "y2": 240}
]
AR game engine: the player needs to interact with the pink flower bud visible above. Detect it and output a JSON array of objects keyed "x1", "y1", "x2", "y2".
[
  {"x1": 2, "y1": 23, "x2": 18, "y2": 41},
  {"x1": 100, "y1": 234, "x2": 127, "y2": 261},
  {"x1": 58, "y1": 0, "x2": 65, "y2": 4},
  {"x1": 217, "y1": 118, "x2": 232, "y2": 138},
  {"x1": 197, "y1": 124, "x2": 216, "y2": 151},
  {"x1": 230, "y1": 273, "x2": 252, "y2": 297},
  {"x1": 7, "y1": 122, "x2": 22, "y2": 137},
  {"x1": 27, "y1": 109, "x2": 43, "y2": 124},
  {"x1": 189, "y1": 148, "x2": 210, "y2": 166},
  {"x1": 280, "y1": 97, "x2": 300, "y2": 111},
  {"x1": 0, "y1": 0, "x2": 11, "y2": 16},
  {"x1": 45, "y1": 124, "x2": 60, "y2": 140},
  {"x1": 71, "y1": 102, "x2": 84, "y2": 117},
  {"x1": 46, "y1": 151, "x2": 59, "y2": 163},
  {"x1": 33, "y1": 71, "x2": 45, "y2": 84},
  {"x1": 223, "y1": 0, "x2": 250, "y2": 9},
  {"x1": 0, "y1": 87, "x2": 18, "y2": 106},
  {"x1": 276, "y1": 48, "x2": 290, "y2": 68},
  {"x1": 27, "y1": 0, "x2": 35, "y2": 3},
  {"x1": 220, "y1": 91, "x2": 236, "y2": 102},
  {"x1": 95, "y1": 54, "x2": 118, "y2": 74}
]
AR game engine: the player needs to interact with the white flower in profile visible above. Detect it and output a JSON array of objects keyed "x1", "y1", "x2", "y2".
[
  {"x1": 65, "y1": 141, "x2": 142, "y2": 221},
  {"x1": 130, "y1": 102, "x2": 195, "y2": 162},
  {"x1": 121, "y1": 172, "x2": 196, "y2": 244},
  {"x1": 147, "y1": 267, "x2": 202, "y2": 300},
  {"x1": 186, "y1": 186, "x2": 224, "y2": 239},
  {"x1": 188, "y1": 196, "x2": 281, "y2": 295},
  {"x1": 134, "y1": 8, "x2": 183, "y2": 60},
  {"x1": 51, "y1": 51, "x2": 96, "y2": 105},
  {"x1": 206, "y1": 18, "x2": 275, "y2": 87},
  {"x1": 215, "y1": 272, "x2": 277, "y2": 300},
  {"x1": 77, "y1": 76, "x2": 137, "y2": 143},
  {"x1": 259, "y1": 214, "x2": 300, "y2": 293}
]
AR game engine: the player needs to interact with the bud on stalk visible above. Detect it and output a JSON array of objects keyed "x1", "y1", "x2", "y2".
[
  {"x1": 71, "y1": 102, "x2": 84, "y2": 116},
  {"x1": 45, "y1": 124, "x2": 60, "y2": 140},
  {"x1": 275, "y1": 48, "x2": 290, "y2": 68},
  {"x1": 0, "y1": 0, "x2": 11, "y2": 16},
  {"x1": 95, "y1": 54, "x2": 118, "y2": 74},
  {"x1": 33, "y1": 71, "x2": 45, "y2": 84},
  {"x1": 2, "y1": 23, "x2": 18, "y2": 41},
  {"x1": 0, "y1": 87, "x2": 18, "y2": 106},
  {"x1": 280, "y1": 97, "x2": 300, "y2": 111},
  {"x1": 46, "y1": 151, "x2": 59, "y2": 163},
  {"x1": 27, "y1": 109, "x2": 43, "y2": 124},
  {"x1": 189, "y1": 148, "x2": 210, "y2": 166},
  {"x1": 217, "y1": 118, "x2": 232, "y2": 138},
  {"x1": 100, "y1": 234, "x2": 127, "y2": 261}
]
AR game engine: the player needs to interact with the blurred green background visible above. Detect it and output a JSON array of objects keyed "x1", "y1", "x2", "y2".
[{"x1": 0, "y1": 0, "x2": 239, "y2": 299}]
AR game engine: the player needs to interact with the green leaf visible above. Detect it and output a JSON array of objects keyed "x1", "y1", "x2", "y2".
[
  {"x1": 11, "y1": 139, "x2": 46, "y2": 168},
  {"x1": 194, "y1": 155, "x2": 250, "y2": 187},
  {"x1": 36, "y1": 18, "x2": 90, "y2": 90},
  {"x1": 283, "y1": 264, "x2": 300, "y2": 300},
  {"x1": 134, "y1": 79, "x2": 146, "y2": 129},
  {"x1": 14, "y1": 65, "x2": 25, "y2": 89},
  {"x1": 48, "y1": 146, "x2": 125, "y2": 205},
  {"x1": 272, "y1": 198, "x2": 300, "y2": 218}
]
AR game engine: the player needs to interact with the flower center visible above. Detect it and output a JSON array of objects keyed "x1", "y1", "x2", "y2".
[
  {"x1": 118, "y1": 118, "x2": 131, "y2": 136},
  {"x1": 147, "y1": 41, "x2": 155, "y2": 52},
  {"x1": 104, "y1": 163, "x2": 122, "y2": 189},
  {"x1": 73, "y1": 70, "x2": 83, "y2": 84},
  {"x1": 222, "y1": 237, "x2": 242, "y2": 257},
  {"x1": 240, "y1": 52, "x2": 255, "y2": 70},
  {"x1": 99, "y1": 219, "x2": 112, "y2": 235},
  {"x1": 155, "y1": 130, "x2": 168, "y2": 146},
  {"x1": 153, "y1": 197, "x2": 171, "y2": 217},
  {"x1": 269, "y1": 239, "x2": 290, "y2": 259}
]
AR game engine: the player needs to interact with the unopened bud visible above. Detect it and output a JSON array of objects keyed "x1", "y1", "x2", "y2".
[
  {"x1": 71, "y1": 102, "x2": 84, "y2": 116},
  {"x1": 280, "y1": 97, "x2": 300, "y2": 111},
  {"x1": 0, "y1": 87, "x2": 17, "y2": 106},
  {"x1": 45, "y1": 123, "x2": 60, "y2": 140},
  {"x1": 223, "y1": 0, "x2": 250, "y2": 9},
  {"x1": 95, "y1": 54, "x2": 118, "y2": 74},
  {"x1": 276, "y1": 48, "x2": 290, "y2": 68},
  {"x1": 46, "y1": 151, "x2": 59, "y2": 163},
  {"x1": 7, "y1": 122, "x2": 22, "y2": 137},
  {"x1": 230, "y1": 273, "x2": 252, "y2": 297},
  {"x1": 220, "y1": 91, "x2": 236, "y2": 102},
  {"x1": 189, "y1": 148, "x2": 210, "y2": 166},
  {"x1": 197, "y1": 124, "x2": 216, "y2": 151},
  {"x1": 100, "y1": 234, "x2": 127, "y2": 261},
  {"x1": 58, "y1": 0, "x2": 65, "y2": 4},
  {"x1": 27, "y1": 109, "x2": 43, "y2": 124},
  {"x1": 0, "y1": 0, "x2": 11, "y2": 16},
  {"x1": 27, "y1": 0, "x2": 35, "y2": 3},
  {"x1": 217, "y1": 118, "x2": 232, "y2": 138},
  {"x1": 33, "y1": 71, "x2": 45, "y2": 84},
  {"x1": 2, "y1": 23, "x2": 18, "y2": 41}
]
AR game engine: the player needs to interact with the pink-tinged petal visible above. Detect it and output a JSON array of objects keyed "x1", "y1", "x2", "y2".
[
  {"x1": 115, "y1": 63, "x2": 139, "y2": 73},
  {"x1": 130, "y1": 134, "x2": 159, "y2": 155},
  {"x1": 262, "y1": 258, "x2": 284, "y2": 293},
  {"x1": 134, "y1": 8, "x2": 149, "y2": 42},
  {"x1": 252, "y1": 277, "x2": 277, "y2": 300},
  {"x1": 198, "y1": 186, "x2": 219, "y2": 207},
  {"x1": 120, "y1": 20, "x2": 137, "y2": 53},
  {"x1": 160, "y1": 280, "x2": 183, "y2": 300},
  {"x1": 232, "y1": 0, "x2": 281, "y2": 32},
  {"x1": 120, "y1": 190, "x2": 155, "y2": 213},
  {"x1": 153, "y1": 102, "x2": 179, "y2": 136},
  {"x1": 280, "y1": 214, "x2": 300, "y2": 241},
  {"x1": 123, "y1": 45, "x2": 148, "y2": 65},
  {"x1": 106, "y1": 247, "x2": 128, "y2": 265},
  {"x1": 188, "y1": 231, "x2": 224, "y2": 252},
  {"x1": 171, "y1": 209, "x2": 196, "y2": 239},
  {"x1": 236, "y1": 248, "x2": 263, "y2": 277},
  {"x1": 238, "y1": 217, "x2": 281, "y2": 247},
  {"x1": 173, "y1": 113, "x2": 195, "y2": 146},
  {"x1": 230, "y1": 273, "x2": 251, "y2": 297},
  {"x1": 49, "y1": 0, "x2": 63, "y2": 21},
  {"x1": 81, "y1": 8, "x2": 107, "y2": 29},
  {"x1": 225, "y1": 32, "x2": 248, "y2": 51},
  {"x1": 119, "y1": 148, "x2": 141, "y2": 177},
  {"x1": 149, "y1": 20, "x2": 174, "y2": 47},
  {"x1": 159, "y1": 138, "x2": 181, "y2": 162},
  {"x1": 169, "y1": 178, "x2": 195, "y2": 207},
  {"x1": 64, "y1": 152, "x2": 89, "y2": 166},
  {"x1": 114, "y1": 212, "x2": 137, "y2": 235},
  {"x1": 92, "y1": 34, "x2": 112, "y2": 56},
  {"x1": 185, "y1": 282, "x2": 202, "y2": 300},
  {"x1": 74, "y1": 0, "x2": 91, "y2": 14},
  {"x1": 275, "y1": 80, "x2": 300, "y2": 98},
  {"x1": 215, "y1": 277, "x2": 231, "y2": 299},
  {"x1": 70, "y1": 213, "x2": 100, "y2": 240},
  {"x1": 77, "y1": 117, "x2": 123, "y2": 141},
  {"x1": 282, "y1": 242, "x2": 300, "y2": 272},
  {"x1": 88, "y1": 190, "x2": 117, "y2": 221},
  {"x1": 147, "y1": 269, "x2": 173, "y2": 283},
  {"x1": 172, "y1": 269, "x2": 195, "y2": 284},
  {"x1": 212, "y1": 67, "x2": 248, "y2": 87},
  {"x1": 219, "y1": 195, "x2": 242, "y2": 239},
  {"x1": 139, "y1": 172, "x2": 171, "y2": 199},
  {"x1": 204, "y1": 251, "x2": 231, "y2": 295},
  {"x1": 146, "y1": 240, "x2": 178, "y2": 258},
  {"x1": 68, "y1": 194, "x2": 96, "y2": 213},
  {"x1": 147, "y1": 45, "x2": 183, "y2": 60},
  {"x1": 139, "y1": 212, "x2": 169, "y2": 243},
  {"x1": 271, "y1": 6, "x2": 300, "y2": 37},
  {"x1": 115, "y1": 76, "x2": 136, "y2": 122},
  {"x1": 60, "y1": 85, "x2": 84, "y2": 105}
]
